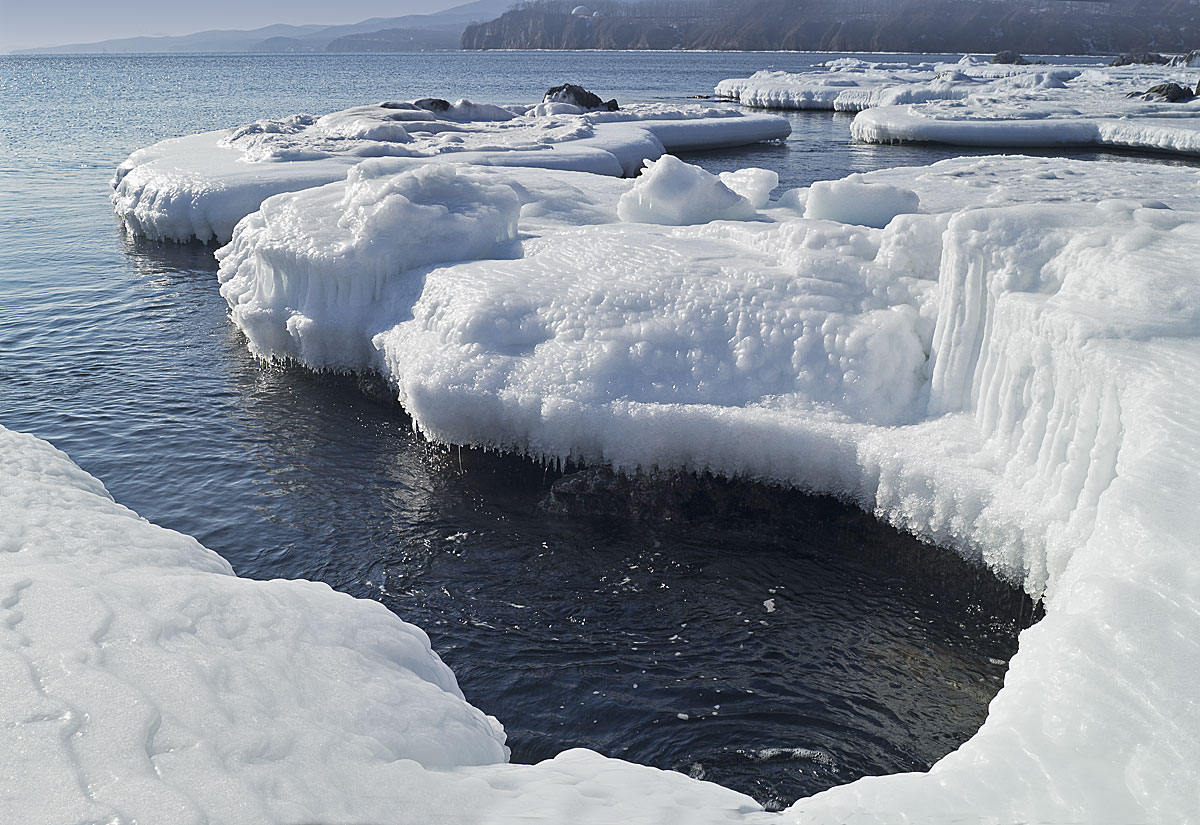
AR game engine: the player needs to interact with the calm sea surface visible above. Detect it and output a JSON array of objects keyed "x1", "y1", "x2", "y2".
[{"x1": 0, "y1": 50, "x2": 1141, "y2": 808}]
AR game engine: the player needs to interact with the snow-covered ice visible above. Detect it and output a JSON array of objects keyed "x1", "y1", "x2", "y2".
[
  {"x1": 111, "y1": 97, "x2": 790, "y2": 243},
  {"x1": 206, "y1": 151, "x2": 1200, "y2": 823},
  {"x1": 0, "y1": 425, "x2": 769, "y2": 824},
  {"x1": 717, "y1": 56, "x2": 1200, "y2": 155}
]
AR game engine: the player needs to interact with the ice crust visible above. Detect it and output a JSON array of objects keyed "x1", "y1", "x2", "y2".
[
  {"x1": 111, "y1": 98, "x2": 790, "y2": 243},
  {"x1": 717, "y1": 57, "x2": 1200, "y2": 155},
  {"x1": 206, "y1": 151, "x2": 1200, "y2": 823}
]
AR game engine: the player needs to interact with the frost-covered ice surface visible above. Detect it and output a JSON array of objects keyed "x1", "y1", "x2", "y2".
[
  {"x1": 209, "y1": 152, "x2": 1200, "y2": 824},
  {"x1": 717, "y1": 56, "x2": 1200, "y2": 155},
  {"x1": 111, "y1": 98, "x2": 790, "y2": 243},
  {"x1": 0, "y1": 425, "x2": 769, "y2": 824}
]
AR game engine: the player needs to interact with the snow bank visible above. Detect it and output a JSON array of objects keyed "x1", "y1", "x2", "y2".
[
  {"x1": 208, "y1": 152, "x2": 1200, "y2": 824},
  {"x1": 112, "y1": 99, "x2": 789, "y2": 243},
  {"x1": 0, "y1": 424, "x2": 769, "y2": 824},
  {"x1": 718, "y1": 59, "x2": 1200, "y2": 156}
]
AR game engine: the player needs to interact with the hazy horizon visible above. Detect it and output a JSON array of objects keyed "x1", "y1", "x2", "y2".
[{"x1": 0, "y1": 0, "x2": 464, "y2": 52}]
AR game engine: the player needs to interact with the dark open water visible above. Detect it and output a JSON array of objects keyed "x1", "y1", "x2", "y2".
[{"x1": 0, "y1": 50, "x2": 1096, "y2": 809}]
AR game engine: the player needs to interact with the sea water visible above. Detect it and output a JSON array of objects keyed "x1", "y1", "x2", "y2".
[{"x1": 0, "y1": 50, "x2": 1148, "y2": 807}]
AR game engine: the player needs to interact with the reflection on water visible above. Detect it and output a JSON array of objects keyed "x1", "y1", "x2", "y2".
[{"x1": 0, "y1": 52, "x2": 1061, "y2": 809}]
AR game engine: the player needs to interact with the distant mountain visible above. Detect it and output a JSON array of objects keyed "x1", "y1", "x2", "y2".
[
  {"x1": 324, "y1": 28, "x2": 464, "y2": 52},
  {"x1": 12, "y1": 0, "x2": 513, "y2": 54},
  {"x1": 461, "y1": 0, "x2": 1200, "y2": 54}
]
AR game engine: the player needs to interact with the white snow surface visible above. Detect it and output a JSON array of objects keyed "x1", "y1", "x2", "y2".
[
  {"x1": 617, "y1": 155, "x2": 758, "y2": 225},
  {"x1": 208, "y1": 151, "x2": 1200, "y2": 824},
  {"x1": 110, "y1": 98, "x2": 790, "y2": 243},
  {"x1": 717, "y1": 58, "x2": 1200, "y2": 155},
  {"x1": 0, "y1": 425, "x2": 769, "y2": 825}
]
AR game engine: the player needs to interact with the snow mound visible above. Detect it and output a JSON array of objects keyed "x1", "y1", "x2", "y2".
[
  {"x1": 216, "y1": 162, "x2": 523, "y2": 369},
  {"x1": 618, "y1": 155, "x2": 758, "y2": 225},
  {"x1": 803, "y1": 176, "x2": 920, "y2": 228},
  {"x1": 112, "y1": 99, "x2": 790, "y2": 243},
  {"x1": 718, "y1": 167, "x2": 779, "y2": 208}
]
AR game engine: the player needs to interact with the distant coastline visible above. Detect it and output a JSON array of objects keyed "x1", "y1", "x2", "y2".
[
  {"x1": 10, "y1": 0, "x2": 1198, "y2": 57},
  {"x1": 461, "y1": 0, "x2": 1200, "y2": 55}
]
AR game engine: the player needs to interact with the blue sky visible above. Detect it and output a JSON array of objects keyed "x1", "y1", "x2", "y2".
[{"x1": 0, "y1": 0, "x2": 457, "y2": 51}]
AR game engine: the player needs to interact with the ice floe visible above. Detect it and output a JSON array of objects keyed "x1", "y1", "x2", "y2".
[
  {"x1": 717, "y1": 56, "x2": 1200, "y2": 155},
  {"x1": 111, "y1": 97, "x2": 790, "y2": 243},
  {"x1": 205, "y1": 150, "x2": 1200, "y2": 823}
]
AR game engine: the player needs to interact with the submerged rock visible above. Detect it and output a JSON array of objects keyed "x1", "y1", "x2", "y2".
[
  {"x1": 543, "y1": 83, "x2": 619, "y2": 111},
  {"x1": 541, "y1": 466, "x2": 788, "y2": 522}
]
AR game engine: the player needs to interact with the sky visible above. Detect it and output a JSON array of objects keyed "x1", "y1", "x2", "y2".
[{"x1": 0, "y1": 0, "x2": 459, "y2": 52}]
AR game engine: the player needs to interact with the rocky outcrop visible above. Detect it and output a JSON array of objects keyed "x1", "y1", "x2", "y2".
[
  {"x1": 991, "y1": 50, "x2": 1030, "y2": 65},
  {"x1": 1126, "y1": 81, "x2": 1196, "y2": 101},
  {"x1": 1170, "y1": 49, "x2": 1200, "y2": 67}
]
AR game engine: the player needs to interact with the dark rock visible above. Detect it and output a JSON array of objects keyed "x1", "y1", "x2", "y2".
[
  {"x1": 1127, "y1": 82, "x2": 1195, "y2": 102},
  {"x1": 991, "y1": 50, "x2": 1030, "y2": 65},
  {"x1": 1110, "y1": 51, "x2": 1169, "y2": 66},
  {"x1": 543, "y1": 83, "x2": 619, "y2": 111},
  {"x1": 414, "y1": 97, "x2": 452, "y2": 112}
]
